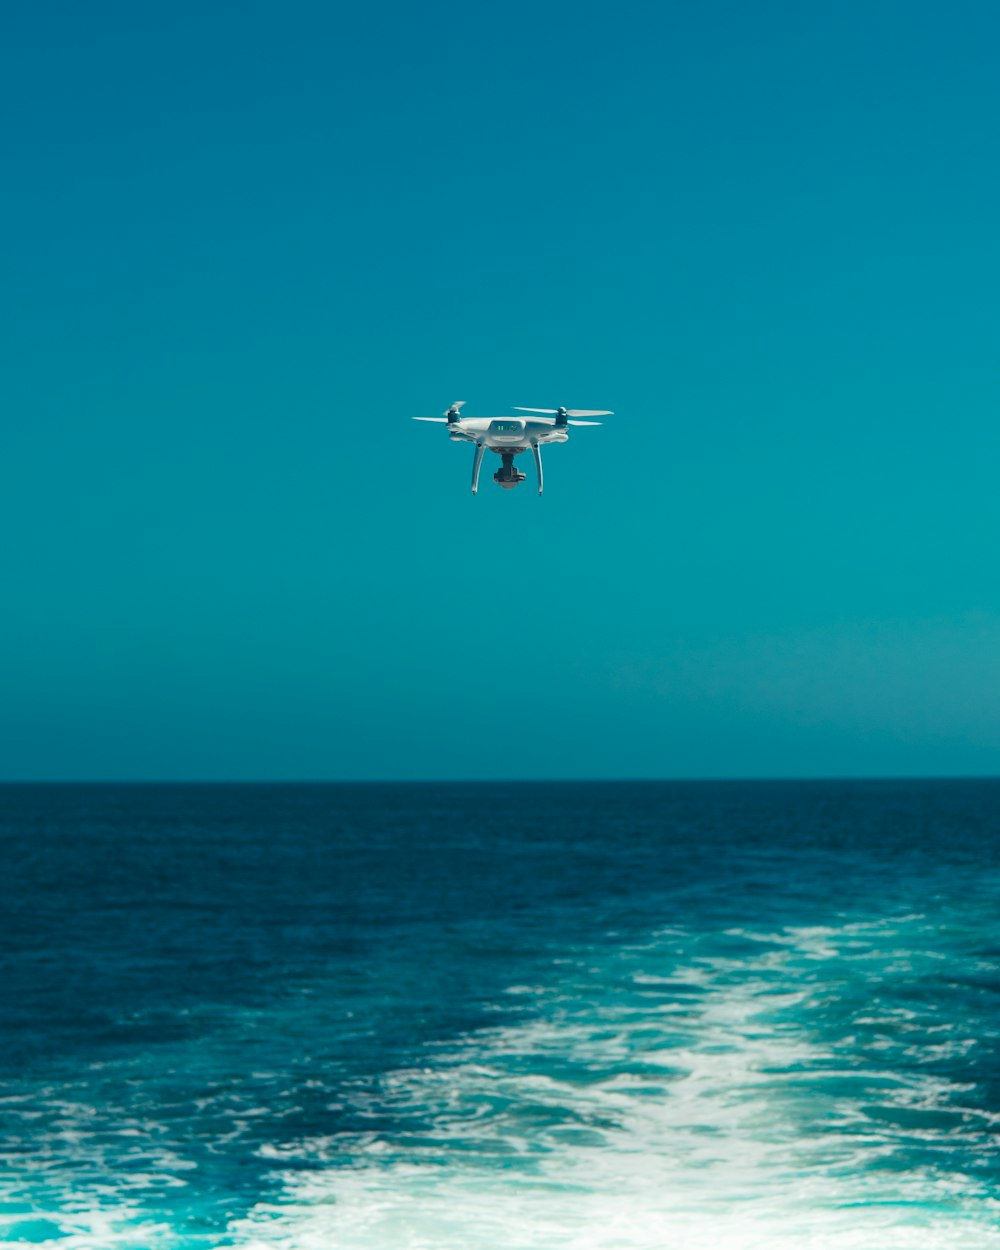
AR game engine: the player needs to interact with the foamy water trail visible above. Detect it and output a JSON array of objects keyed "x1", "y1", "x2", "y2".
[
  {"x1": 3, "y1": 916, "x2": 997, "y2": 1248},
  {"x1": 226, "y1": 917, "x2": 1000, "y2": 1250},
  {"x1": 6, "y1": 783, "x2": 1000, "y2": 1249}
]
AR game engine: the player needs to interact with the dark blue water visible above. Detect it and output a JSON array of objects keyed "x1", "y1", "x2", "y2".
[{"x1": 2, "y1": 781, "x2": 1000, "y2": 1248}]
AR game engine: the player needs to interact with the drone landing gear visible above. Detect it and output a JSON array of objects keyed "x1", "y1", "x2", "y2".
[
  {"x1": 531, "y1": 443, "x2": 543, "y2": 495},
  {"x1": 471, "y1": 443, "x2": 486, "y2": 494},
  {"x1": 494, "y1": 451, "x2": 527, "y2": 491},
  {"x1": 470, "y1": 446, "x2": 541, "y2": 495}
]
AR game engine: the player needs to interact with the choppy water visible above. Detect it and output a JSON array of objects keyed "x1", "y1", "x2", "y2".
[{"x1": 2, "y1": 781, "x2": 1000, "y2": 1248}]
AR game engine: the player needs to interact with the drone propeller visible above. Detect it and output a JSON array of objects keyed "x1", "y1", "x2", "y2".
[
  {"x1": 413, "y1": 400, "x2": 467, "y2": 423},
  {"x1": 513, "y1": 407, "x2": 613, "y2": 417}
]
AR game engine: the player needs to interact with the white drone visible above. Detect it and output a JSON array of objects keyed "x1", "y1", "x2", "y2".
[{"x1": 413, "y1": 402, "x2": 613, "y2": 494}]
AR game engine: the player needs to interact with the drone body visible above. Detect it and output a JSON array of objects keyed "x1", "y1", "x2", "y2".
[{"x1": 413, "y1": 402, "x2": 612, "y2": 494}]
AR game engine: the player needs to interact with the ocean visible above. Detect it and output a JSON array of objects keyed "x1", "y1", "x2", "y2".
[{"x1": 2, "y1": 780, "x2": 999, "y2": 1248}]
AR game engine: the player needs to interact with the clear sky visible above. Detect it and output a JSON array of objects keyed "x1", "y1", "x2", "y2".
[{"x1": 2, "y1": 1, "x2": 1000, "y2": 780}]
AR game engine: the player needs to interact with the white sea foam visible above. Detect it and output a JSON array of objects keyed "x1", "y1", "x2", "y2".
[
  {"x1": 224, "y1": 918, "x2": 1000, "y2": 1250},
  {"x1": 4, "y1": 916, "x2": 996, "y2": 1250}
]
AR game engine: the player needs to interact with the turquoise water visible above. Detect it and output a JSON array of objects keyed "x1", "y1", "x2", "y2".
[{"x1": 2, "y1": 781, "x2": 999, "y2": 1247}]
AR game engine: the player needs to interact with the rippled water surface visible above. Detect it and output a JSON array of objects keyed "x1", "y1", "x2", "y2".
[{"x1": 2, "y1": 781, "x2": 1000, "y2": 1248}]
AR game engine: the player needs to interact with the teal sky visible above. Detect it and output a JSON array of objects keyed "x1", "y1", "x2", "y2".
[{"x1": 3, "y1": 1, "x2": 1000, "y2": 780}]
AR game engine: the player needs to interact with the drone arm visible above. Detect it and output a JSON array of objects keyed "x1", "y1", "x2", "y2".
[
  {"x1": 471, "y1": 443, "x2": 486, "y2": 495},
  {"x1": 531, "y1": 442, "x2": 544, "y2": 496}
]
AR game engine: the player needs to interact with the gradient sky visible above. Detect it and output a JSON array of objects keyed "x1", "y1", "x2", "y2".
[{"x1": 3, "y1": 1, "x2": 1000, "y2": 780}]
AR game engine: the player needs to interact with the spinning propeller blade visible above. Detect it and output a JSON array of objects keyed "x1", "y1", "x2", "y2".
[
  {"x1": 513, "y1": 407, "x2": 613, "y2": 417},
  {"x1": 413, "y1": 400, "x2": 467, "y2": 423}
]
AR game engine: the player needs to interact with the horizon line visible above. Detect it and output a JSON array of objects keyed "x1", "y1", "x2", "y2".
[{"x1": 2, "y1": 774, "x2": 999, "y2": 786}]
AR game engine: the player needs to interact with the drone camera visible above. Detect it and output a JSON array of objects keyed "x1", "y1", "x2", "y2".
[{"x1": 493, "y1": 448, "x2": 527, "y2": 490}]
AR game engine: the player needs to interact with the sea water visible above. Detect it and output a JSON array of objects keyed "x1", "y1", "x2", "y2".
[{"x1": 1, "y1": 781, "x2": 999, "y2": 1248}]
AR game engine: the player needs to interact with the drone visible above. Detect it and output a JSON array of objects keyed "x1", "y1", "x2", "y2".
[{"x1": 412, "y1": 402, "x2": 613, "y2": 495}]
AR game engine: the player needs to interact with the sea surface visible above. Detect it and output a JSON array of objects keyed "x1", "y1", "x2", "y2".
[{"x1": 2, "y1": 781, "x2": 1000, "y2": 1249}]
